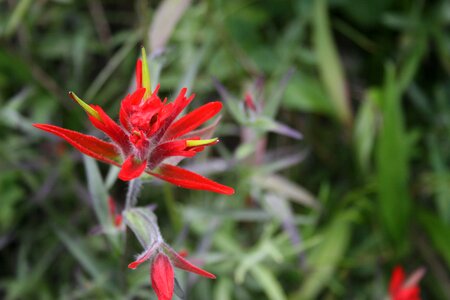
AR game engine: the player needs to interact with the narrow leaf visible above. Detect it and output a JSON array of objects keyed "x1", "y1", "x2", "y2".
[
  {"x1": 314, "y1": 0, "x2": 352, "y2": 124},
  {"x1": 250, "y1": 264, "x2": 287, "y2": 300}
]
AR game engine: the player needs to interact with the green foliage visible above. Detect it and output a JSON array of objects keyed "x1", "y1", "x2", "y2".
[
  {"x1": 313, "y1": 0, "x2": 352, "y2": 125},
  {"x1": 376, "y1": 64, "x2": 410, "y2": 247}
]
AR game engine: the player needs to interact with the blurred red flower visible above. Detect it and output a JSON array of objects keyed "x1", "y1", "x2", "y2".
[{"x1": 389, "y1": 266, "x2": 424, "y2": 300}]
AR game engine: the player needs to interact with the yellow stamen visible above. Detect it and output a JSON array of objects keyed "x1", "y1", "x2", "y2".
[
  {"x1": 141, "y1": 47, "x2": 152, "y2": 100},
  {"x1": 186, "y1": 138, "x2": 218, "y2": 147},
  {"x1": 69, "y1": 92, "x2": 100, "y2": 120}
]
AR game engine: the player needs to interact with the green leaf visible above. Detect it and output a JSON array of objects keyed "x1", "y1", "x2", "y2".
[
  {"x1": 313, "y1": 0, "x2": 352, "y2": 124},
  {"x1": 283, "y1": 73, "x2": 333, "y2": 116},
  {"x1": 353, "y1": 89, "x2": 379, "y2": 174},
  {"x1": 83, "y1": 156, "x2": 119, "y2": 249},
  {"x1": 250, "y1": 264, "x2": 287, "y2": 300},
  {"x1": 419, "y1": 210, "x2": 450, "y2": 268},
  {"x1": 85, "y1": 30, "x2": 142, "y2": 100},
  {"x1": 397, "y1": 35, "x2": 427, "y2": 94},
  {"x1": 263, "y1": 69, "x2": 294, "y2": 119},
  {"x1": 235, "y1": 142, "x2": 256, "y2": 160},
  {"x1": 376, "y1": 64, "x2": 410, "y2": 244},
  {"x1": 123, "y1": 207, "x2": 162, "y2": 248},
  {"x1": 4, "y1": 242, "x2": 58, "y2": 299},
  {"x1": 428, "y1": 136, "x2": 450, "y2": 224},
  {"x1": 3, "y1": 0, "x2": 33, "y2": 37},
  {"x1": 253, "y1": 174, "x2": 320, "y2": 209},
  {"x1": 162, "y1": 184, "x2": 183, "y2": 232},
  {"x1": 214, "y1": 278, "x2": 233, "y2": 300},
  {"x1": 53, "y1": 227, "x2": 104, "y2": 280},
  {"x1": 294, "y1": 212, "x2": 352, "y2": 300},
  {"x1": 214, "y1": 80, "x2": 247, "y2": 124}
]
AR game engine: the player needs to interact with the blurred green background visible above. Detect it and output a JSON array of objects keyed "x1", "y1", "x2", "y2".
[{"x1": 1, "y1": 0, "x2": 450, "y2": 299}]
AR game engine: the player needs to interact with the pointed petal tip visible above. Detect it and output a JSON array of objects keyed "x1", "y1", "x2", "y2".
[
  {"x1": 186, "y1": 137, "x2": 219, "y2": 147},
  {"x1": 221, "y1": 186, "x2": 235, "y2": 195},
  {"x1": 127, "y1": 262, "x2": 140, "y2": 269},
  {"x1": 68, "y1": 91, "x2": 101, "y2": 120},
  {"x1": 32, "y1": 123, "x2": 121, "y2": 165},
  {"x1": 33, "y1": 123, "x2": 55, "y2": 133},
  {"x1": 205, "y1": 101, "x2": 223, "y2": 111},
  {"x1": 33, "y1": 123, "x2": 45, "y2": 129},
  {"x1": 165, "y1": 101, "x2": 223, "y2": 139},
  {"x1": 150, "y1": 164, "x2": 234, "y2": 195},
  {"x1": 140, "y1": 47, "x2": 152, "y2": 99},
  {"x1": 118, "y1": 156, "x2": 147, "y2": 181},
  {"x1": 164, "y1": 246, "x2": 217, "y2": 279}
]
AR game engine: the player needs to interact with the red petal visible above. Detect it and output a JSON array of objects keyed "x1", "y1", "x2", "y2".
[
  {"x1": 114, "y1": 215, "x2": 123, "y2": 227},
  {"x1": 148, "y1": 164, "x2": 234, "y2": 195},
  {"x1": 118, "y1": 156, "x2": 147, "y2": 181},
  {"x1": 108, "y1": 196, "x2": 123, "y2": 227},
  {"x1": 128, "y1": 250, "x2": 153, "y2": 270},
  {"x1": 149, "y1": 140, "x2": 196, "y2": 168},
  {"x1": 108, "y1": 196, "x2": 117, "y2": 219},
  {"x1": 88, "y1": 105, "x2": 131, "y2": 154},
  {"x1": 181, "y1": 116, "x2": 221, "y2": 140},
  {"x1": 178, "y1": 250, "x2": 188, "y2": 258},
  {"x1": 244, "y1": 92, "x2": 257, "y2": 111},
  {"x1": 33, "y1": 124, "x2": 120, "y2": 165},
  {"x1": 164, "y1": 245, "x2": 216, "y2": 279},
  {"x1": 119, "y1": 88, "x2": 147, "y2": 131},
  {"x1": 395, "y1": 287, "x2": 421, "y2": 300},
  {"x1": 153, "y1": 89, "x2": 195, "y2": 141},
  {"x1": 171, "y1": 88, "x2": 193, "y2": 117},
  {"x1": 128, "y1": 244, "x2": 158, "y2": 270},
  {"x1": 390, "y1": 266, "x2": 406, "y2": 296},
  {"x1": 166, "y1": 102, "x2": 223, "y2": 139},
  {"x1": 136, "y1": 59, "x2": 142, "y2": 89},
  {"x1": 151, "y1": 253, "x2": 174, "y2": 300}
]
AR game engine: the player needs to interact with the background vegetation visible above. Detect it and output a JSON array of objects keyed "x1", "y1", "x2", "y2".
[{"x1": 1, "y1": 0, "x2": 450, "y2": 299}]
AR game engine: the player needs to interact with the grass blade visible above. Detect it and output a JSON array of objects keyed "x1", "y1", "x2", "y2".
[{"x1": 313, "y1": 0, "x2": 352, "y2": 125}]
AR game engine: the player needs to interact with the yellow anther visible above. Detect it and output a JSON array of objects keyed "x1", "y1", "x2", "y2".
[
  {"x1": 69, "y1": 92, "x2": 100, "y2": 120},
  {"x1": 186, "y1": 138, "x2": 218, "y2": 147}
]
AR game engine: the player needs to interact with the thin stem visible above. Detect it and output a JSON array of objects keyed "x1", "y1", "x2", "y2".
[
  {"x1": 121, "y1": 178, "x2": 142, "y2": 293},
  {"x1": 125, "y1": 178, "x2": 142, "y2": 209}
]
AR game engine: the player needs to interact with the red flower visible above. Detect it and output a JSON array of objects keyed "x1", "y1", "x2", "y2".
[
  {"x1": 244, "y1": 92, "x2": 257, "y2": 112},
  {"x1": 389, "y1": 266, "x2": 425, "y2": 300},
  {"x1": 129, "y1": 243, "x2": 215, "y2": 300},
  {"x1": 34, "y1": 48, "x2": 234, "y2": 195},
  {"x1": 107, "y1": 196, "x2": 123, "y2": 228}
]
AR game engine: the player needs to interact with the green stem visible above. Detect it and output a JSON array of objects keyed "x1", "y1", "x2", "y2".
[{"x1": 125, "y1": 178, "x2": 142, "y2": 209}]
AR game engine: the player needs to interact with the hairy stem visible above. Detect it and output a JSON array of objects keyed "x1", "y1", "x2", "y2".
[{"x1": 125, "y1": 178, "x2": 142, "y2": 209}]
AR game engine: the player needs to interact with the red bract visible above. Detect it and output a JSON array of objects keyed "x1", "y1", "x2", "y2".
[
  {"x1": 151, "y1": 253, "x2": 174, "y2": 300},
  {"x1": 389, "y1": 266, "x2": 424, "y2": 300},
  {"x1": 129, "y1": 243, "x2": 215, "y2": 300},
  {"x1": 34, "y1": 49, "x2": 234, "y2": 195}
]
